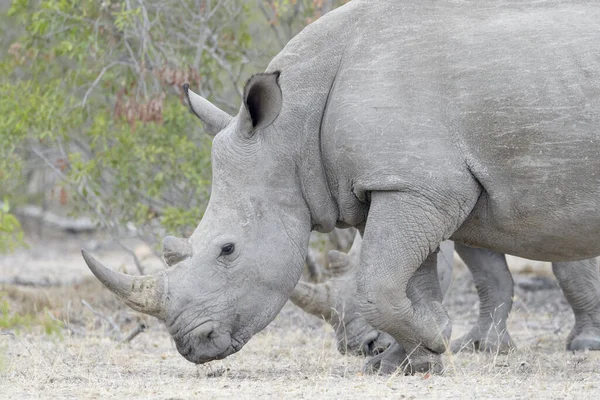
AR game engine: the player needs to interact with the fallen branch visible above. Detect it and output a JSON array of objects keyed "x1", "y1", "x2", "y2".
[
  {"x1": 121, "y1": 323, "x2": 147, "y2": 343},
  {"x1": 82, "y1": 299, "x2": 121, "y2": 339},
  {"x1": 0, "y1": 277, "x2": 64, "y2": 287},
  {"x1": 15, "y1": 204, "x2": 97, "y2": 233}
]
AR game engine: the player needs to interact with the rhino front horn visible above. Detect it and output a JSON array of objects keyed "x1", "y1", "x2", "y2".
[{"x1": 81, "y1": 249, "x2": 167, "y2": 320}]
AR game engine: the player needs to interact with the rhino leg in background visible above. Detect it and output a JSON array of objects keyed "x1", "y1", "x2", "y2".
[
  {"x1": 451, "y1": 244, "x2": 515, "y2": 354},
  {"x1": 552, "y1": 259, "x2": 600, "y2": 351}
]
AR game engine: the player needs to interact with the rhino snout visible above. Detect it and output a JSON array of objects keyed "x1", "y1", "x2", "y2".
[
  {"x1": 172, "y1": 320, "x2": 236, "y2": 364},
  {"x1": 337, "y1": 317, "x2": 392, "y2": 357},
  {"x1": 368, "y1": 331, "x2": 396, "y2": 356}
]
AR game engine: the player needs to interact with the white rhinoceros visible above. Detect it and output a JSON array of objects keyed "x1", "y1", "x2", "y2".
[{"x1": 82, "y1": 0, "x2": 600, "y2": 373}]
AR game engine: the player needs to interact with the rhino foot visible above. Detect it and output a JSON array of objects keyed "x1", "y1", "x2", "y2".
[
  {"x1": 362, "y1": 342, "x2": 443, "y2": 375},
  {"x1": 567, "y1": 327, "x2": 600, "y2": 351},
  {"x1": 450, "y1": 325, "x2": 515, "y2": 354}
]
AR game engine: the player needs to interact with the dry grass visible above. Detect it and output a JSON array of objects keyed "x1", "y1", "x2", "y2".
[{"x1": 1, "y1": 236, "x2": 600, "y2": 399}]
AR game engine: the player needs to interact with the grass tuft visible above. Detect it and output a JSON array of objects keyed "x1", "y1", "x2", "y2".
[{"x1": 0, "y1": 292, "x2": 63, "y2": 337}]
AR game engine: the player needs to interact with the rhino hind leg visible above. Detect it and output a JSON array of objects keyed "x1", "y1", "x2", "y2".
[
  {"x1": 450, "y1": 244, "x2": 516, "y2": 354},
  {"x1": 552, "y1": 259, "x2": 600, "y2": 351}
]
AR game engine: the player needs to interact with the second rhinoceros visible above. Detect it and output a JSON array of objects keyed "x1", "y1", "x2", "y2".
[
  {"x1": 290, "y1": 237, "x2": 454, "y2": 358},
  {"x1": 82, "y1": 0, "x2": 600, "y2": 373}
]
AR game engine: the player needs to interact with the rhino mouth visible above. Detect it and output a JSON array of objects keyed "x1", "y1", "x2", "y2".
[
  {"x1": 338, "y1": 317, "x2": 394, "y2": 357},
  {"x1": 175, "y1": 328, "x2": 235, "y2": 364},
  {"x1": 367, "y1": 332, "x2": 394, "y2": 356},
  {"x1": 354, "y1": 333, "x2": 391, "y2": 357},
  {"x1": 340, "y1": 327, "x2": 394, "y2": 357}
]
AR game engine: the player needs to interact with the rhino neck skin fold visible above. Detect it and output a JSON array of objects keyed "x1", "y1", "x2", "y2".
[{"x1": 264, "y1": 12, "x2": 351, "y2": 233}]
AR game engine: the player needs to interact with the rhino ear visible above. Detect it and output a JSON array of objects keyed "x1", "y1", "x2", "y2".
[
  {"x1": 183, "y1": 84, "x2": 233, "y2": 136},
  {"x1": 242, "y1": 71, "x2": 282, "y2": 132}
]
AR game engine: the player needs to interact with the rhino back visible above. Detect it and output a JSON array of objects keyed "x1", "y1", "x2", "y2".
[
  {"x1": 445, "y1": 5, "x2": 600, "y2": 260},
  {"x1": 320, "y1": 1, "x2": 600, "y2": 260}
]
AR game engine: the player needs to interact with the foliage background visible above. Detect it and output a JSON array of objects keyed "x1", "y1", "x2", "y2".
[{"x1": 0, "y1": 0, "x2": 347, "y2": 257}]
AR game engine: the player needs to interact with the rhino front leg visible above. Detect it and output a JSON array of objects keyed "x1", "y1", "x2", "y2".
[
  {"x1": 450, "y1": 244, "x2": 515, "y2": 354},
  {"x1": 438, "y1": 240, "x2": 455, "y2": 299},
  {"x1": 357, "y1": 191, "x2": 464, "y2": 374},
  {"x1": 552, "y1": 259, "x2": 600, "y2": 351},
  {"x1": 362, "y1": 249, "x2": 446, "y2": 374}
]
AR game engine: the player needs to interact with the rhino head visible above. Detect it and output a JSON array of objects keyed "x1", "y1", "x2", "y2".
[
  {"x1": 290, "y1": 235, "x2": 395, "y2": 356},
  {"x1": 82, "y1": 72, "x2": 316, "y2": 364}
]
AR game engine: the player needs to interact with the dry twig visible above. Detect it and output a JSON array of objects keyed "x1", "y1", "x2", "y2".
[
  {"x1": 82, "y1": 299, "x2": 122, "y2": 340},
  {"x1": 121, "y1": 323, "x2": 147, "y2": 343}
]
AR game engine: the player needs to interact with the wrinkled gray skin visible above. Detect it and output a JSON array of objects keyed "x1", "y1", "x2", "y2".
[
  {"x1": 289, "y1": 235, "x2": 600, "y2": 373},
  {"x1": 288, "y1": 237, "x2": 453, "y2": 357},
  {"x1": 82, "y1": 1, "x2": 600, "y2": 373}
]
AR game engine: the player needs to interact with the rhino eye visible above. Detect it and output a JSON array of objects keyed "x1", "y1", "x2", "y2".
[{"x1": 221, "y1": 243, "x2": 235, "y2": 256}]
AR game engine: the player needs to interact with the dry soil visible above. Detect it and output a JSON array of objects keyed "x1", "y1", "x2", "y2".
[{"x1": 1, "y1": 233, "x2": 599, "y2": 399}]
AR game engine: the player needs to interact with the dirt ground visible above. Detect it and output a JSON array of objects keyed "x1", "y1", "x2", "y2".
[{"x1": 1, "y1": 232, "x2": 599, "y2": 399}]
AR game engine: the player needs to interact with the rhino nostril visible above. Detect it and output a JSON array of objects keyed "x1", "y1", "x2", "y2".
[{"x1": 193, "y1": 321, "x2": 217, "y2": 340}]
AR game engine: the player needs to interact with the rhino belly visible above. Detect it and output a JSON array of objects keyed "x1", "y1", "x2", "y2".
[{"x1": 452, "y1": 187, "x2": 600, "y2": 262}]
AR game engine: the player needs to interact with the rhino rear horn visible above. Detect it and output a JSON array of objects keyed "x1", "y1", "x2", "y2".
[
  {"x1": 183, "y1": 84, "x2": 233, "y2": 136},
  {"x1": 81, "y1": 250, "x2": 167, "y2": 320},
  {"x1": 162, "y1": 236, "x2": 192, "y2": 266},
  {"x1": 289, "y1": 281, "x2": 333, "y2": 320}
]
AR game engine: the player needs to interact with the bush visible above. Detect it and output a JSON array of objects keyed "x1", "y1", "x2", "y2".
[{"x1": 0, "y1": 0, "x2": 348, "y2": 255}]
